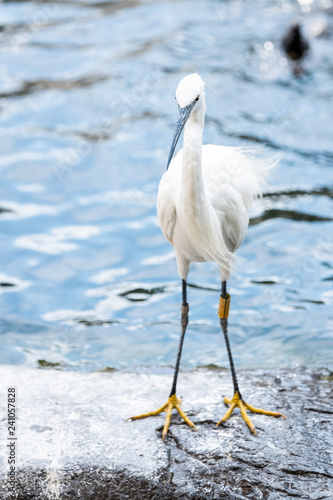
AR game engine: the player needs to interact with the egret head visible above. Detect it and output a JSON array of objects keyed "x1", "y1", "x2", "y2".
[
  {"x1": 167, "y1": 74, "x2": 205, "y2": 170},
  {"x1": 175, "y1": 73, "x2": 205, "y2": 108}
]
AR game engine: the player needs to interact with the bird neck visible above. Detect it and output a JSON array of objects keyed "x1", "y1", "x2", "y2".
[{"x1": 181, "y1": 107, "x2": 206, "y2": 213}]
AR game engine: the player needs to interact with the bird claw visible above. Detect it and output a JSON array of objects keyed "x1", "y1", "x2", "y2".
[
  {"x1": 127, "y1": 394, "x2": 197, "y2": 440},
  {"x1": 216, "y1": 391, "x2": 286, "y2": 435}
]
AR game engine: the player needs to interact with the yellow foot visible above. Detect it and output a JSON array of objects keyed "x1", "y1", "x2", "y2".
[
  {"x1": 127, "y1": 394, "x2": 198, "y2": 440},
  {"x1": 216, "y1": 391, "x2": 286, "y2": 435}
]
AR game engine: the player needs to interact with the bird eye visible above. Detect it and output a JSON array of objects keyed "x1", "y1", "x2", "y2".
[{"x1": 195, "y1": 96, "x2": 199, "y2": 102}]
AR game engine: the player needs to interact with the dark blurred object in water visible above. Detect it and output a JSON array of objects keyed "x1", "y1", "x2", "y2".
[{"x1": 282, "y1": 23, "x2": 309, "y2": 62}]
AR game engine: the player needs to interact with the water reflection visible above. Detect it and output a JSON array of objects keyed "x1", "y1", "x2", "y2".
[
  {"x1": 250, "y1": 208, "x2": 332, "y2": 225},
  {"x1": 15, "y1": 225, "x2": 100, "y2": 254},
  {"x1": 0, "y1": 274, "x2": 31, "y2": 294}
]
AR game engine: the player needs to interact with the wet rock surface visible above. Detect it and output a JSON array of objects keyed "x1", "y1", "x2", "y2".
[{"x1": 0, "y1": 365, "x2": 332, "y2": 499}]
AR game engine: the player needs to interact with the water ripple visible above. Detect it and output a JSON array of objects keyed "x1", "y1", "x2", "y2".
[
  {"x1": 0, "y1": 76, "x2": 108, "y2": 99},
  {"x1": 15, "y1": 225, "x2": 100, "y2": 255},
  {"x1": 250, "y1": 209, "x2": 332, "y2": 225},
  {"x1": 0, "y1": 0, "x2": 332, "y2": 371},
  {"x1": 0, "y1": 273, "x2": 30, "y2": 295},
  {"x1": 0, "y1": 201, "x2": 60, "y2": 220}
]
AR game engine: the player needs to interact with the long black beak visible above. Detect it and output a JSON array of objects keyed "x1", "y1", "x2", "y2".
[{"x1": 166, "y1": 103, "x2": 194, "y2": 170}]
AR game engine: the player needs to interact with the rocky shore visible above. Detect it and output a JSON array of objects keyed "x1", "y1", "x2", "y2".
[{"x1": 0, "y1": 365, "x2": 332, "y2": 499}]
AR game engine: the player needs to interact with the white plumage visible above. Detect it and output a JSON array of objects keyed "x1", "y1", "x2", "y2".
[
  {"x1": 129, "y1": 74, "x2": 285, "y2": 439},
  {"x1": 157, "y1": 73, "x2": 268, "y2": 281}
]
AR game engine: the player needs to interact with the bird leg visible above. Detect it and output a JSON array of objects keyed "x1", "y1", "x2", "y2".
[
  {"x1": 128, "y1": 280, "x2": 197, "y2": 440},
  {"x1": 216, "y1": 282, "x2": 286, "y2": 434}
]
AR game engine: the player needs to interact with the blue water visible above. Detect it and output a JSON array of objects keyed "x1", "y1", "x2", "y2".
[{"x1": 0, "y1": 0, "x2": 332, "y2": 372}]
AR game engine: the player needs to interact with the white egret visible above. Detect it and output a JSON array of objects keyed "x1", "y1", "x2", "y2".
[{"x1": 129, "y1": 74, "x2": 285, "y2": 440}]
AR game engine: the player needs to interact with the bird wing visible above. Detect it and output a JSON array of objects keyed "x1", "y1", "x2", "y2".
[
  {"x1": 157, "y1": 145, "x2": 267, "y2": 257},
  {"x1": 210, "y1": 183, "x2": 249, "y2": 251},
  {"x1": 157, "y1": 172, "x2": 177, "y2": 245},
  {"x1": 201, "y1": 145, "x2": 261, "y2": 251}
]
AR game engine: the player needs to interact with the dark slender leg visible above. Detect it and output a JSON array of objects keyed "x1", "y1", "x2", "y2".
[
  {"x1": 169, "y1": 279, "x2": 189, "y2": 397},
  {"x1": 128, "y1": 278, "x2": 197, "y2": 439},
  {"x1": 220, "y1": 281, "x2": 242, "y2": 399},
  {"x1": 216, "y1": 280, "x2": 286, "y2": 433}
]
